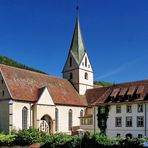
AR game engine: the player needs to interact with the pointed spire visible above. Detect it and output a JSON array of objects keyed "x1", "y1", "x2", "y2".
[{"x1": 70, "y1": 16, "x2": 86, "y2": 64}]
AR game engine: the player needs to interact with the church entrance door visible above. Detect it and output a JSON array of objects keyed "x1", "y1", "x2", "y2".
[{"x1": 39, "y1": 115, "x2": 52, "y2": 133}]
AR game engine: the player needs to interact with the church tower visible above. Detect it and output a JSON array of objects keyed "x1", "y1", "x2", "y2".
[{"x1": 62, "y1": 16, "x2": 93, "y2": 95}]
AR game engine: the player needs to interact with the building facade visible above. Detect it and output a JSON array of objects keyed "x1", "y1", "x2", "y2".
[{"x1": 0, "y1": 15, "x2": 148, "y2": 139}]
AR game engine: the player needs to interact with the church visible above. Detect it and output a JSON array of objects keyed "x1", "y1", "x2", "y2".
[
  {"x1": 0, "y1": 15, "x2": 148, "y2": 139},
  {"x1": 0, "y1": 16, "x2": 92, "y2": 134}
]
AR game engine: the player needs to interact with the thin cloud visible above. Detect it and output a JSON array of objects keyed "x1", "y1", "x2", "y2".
[{"x1": 96, "y1": 59, "x2": 139, "y2": 80}]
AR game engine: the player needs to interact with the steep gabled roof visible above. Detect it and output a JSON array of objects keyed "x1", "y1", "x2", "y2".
[
  {"x1": 86, "y1": 80, "x2": 148, "y2": 106},
  {"x1": 0, "y1": 64, "x2": 87, "y2": 106}
]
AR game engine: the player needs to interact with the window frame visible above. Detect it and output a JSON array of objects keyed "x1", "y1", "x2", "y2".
[
  {"x1": 126, "y1": 116, "x2": 132, "y2": 127},
  {"x1": 137, "y1": 104, "x2": 143, "y2": 113},
  {"x1": 115, "y1": 117, "x2": 122, "y2": 127},
  {"x1": 22, "y1": 107, "x2": 28, "y2": 129},
  {"x1": 126, "y1": 105, "x2": 132, "y2": 113},
  {"x1": 55, "y1": 108, "x2": 59, "y2": 132},
  {"x1": 137, "y1": 116, "x2": 144, "y2": 127},
  {"x1": 68, "y1": 109, "x2": 73, "y2": 130},
  {"x1": 116, "y1": 105, "x2": 121, "y2": 114}
]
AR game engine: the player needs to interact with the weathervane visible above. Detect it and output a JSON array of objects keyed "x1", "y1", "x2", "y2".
[{"x1": 76, "y1": 0, "x2": 79, "y2": 15}]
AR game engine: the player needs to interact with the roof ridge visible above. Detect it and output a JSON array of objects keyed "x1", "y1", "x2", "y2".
[
  {"x1": 0, "y1": 64, "x2": 63, "y2": 80},
  {"x1": 112, "y1": 79, "x2": 148, "y2": 86}
]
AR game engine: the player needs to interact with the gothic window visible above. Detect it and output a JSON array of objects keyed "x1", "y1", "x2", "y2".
[
  {"x1": 85, "y1": 57, "x2": 87, "y2": 67},
  {"x1": 70, "y1": 73, "x2": 73, "y2": 80},
  {"x1": 84, "y1": 72, "x2": 88, "y2": 80},
  {"x1": 55, "y1": 108, "x2": 59, "y2": 132},
  {"x1": 22, "y1": 107, "x2": 28, "y2": 129},
  {"x1": 69, "y1": 57, "x2": 72, "y2": 67},
  {"x1": 68, "y1": 109, "x2": 72, "y2": 130}
]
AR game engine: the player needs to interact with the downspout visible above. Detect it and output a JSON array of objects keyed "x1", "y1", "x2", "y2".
[
  {"x1": 30, "y1": 103, "x2": 32, "y2": 128},
  {"x1": 145, "y1": 103, "x2": 147, "y2": 137},
  {"x1": 93, "y1": 107, "x2": 96, "y2": 134}
]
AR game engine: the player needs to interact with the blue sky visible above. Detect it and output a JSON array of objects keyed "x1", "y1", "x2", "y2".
[{"x1": 0, "y1": 0, "x2": 148, "y2": 83}]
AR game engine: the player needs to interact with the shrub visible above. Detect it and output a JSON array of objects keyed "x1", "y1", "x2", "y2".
[
  {"x1": 14, "y1": 128, "x2": 49, "y2": 146},
  {"x1": 0, "y1": 134, "x2": 16, "y2": 146},
  {"x1": 41, "y1": 133, "x2": 80, "y2": 148}
]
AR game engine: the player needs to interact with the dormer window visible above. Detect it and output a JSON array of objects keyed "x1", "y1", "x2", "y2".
[
  {"x1": 69, "y1": 57, "x2": 72, "y2": 67},
  {"x1": 128, "y1": 95, "x2": 132, "y2": 100}
]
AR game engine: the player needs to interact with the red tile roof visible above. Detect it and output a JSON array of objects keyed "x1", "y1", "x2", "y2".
[
  {"x1": 0, "y1": 64, "x2": 87, "y2": 106},
  {"x1": 86, "y1": 80, "x2": 148, "y2": 106}
]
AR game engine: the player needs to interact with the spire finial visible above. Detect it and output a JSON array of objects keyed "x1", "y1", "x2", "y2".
[{"x1": 76, "y1": 0, "x2": 79, "y2": 16}]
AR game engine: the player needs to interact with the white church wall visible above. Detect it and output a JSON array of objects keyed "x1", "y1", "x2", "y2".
[
  {"x1": 12, "y1": 101, "x2": 31, "y2": 130},
  {"x1": 106, "y1": 103, "x2": 146, "y2": 138},
  {"x1": 0, "y1": 100, "x2": 9, "y2": 132},
  {"x1": 56, "y1": 105, "x2": 85, "y2": 134}
]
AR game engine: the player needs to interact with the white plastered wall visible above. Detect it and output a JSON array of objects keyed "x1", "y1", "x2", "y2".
[
  {"x1": 55, "y1": 105, "x2": 85, "y2": 134},
  {"x1": 106, "y1": 103, "x2": 146, "y2": 138},
  {"x1": 12, "y1": 101, "x2": 31, "y2": 130}
]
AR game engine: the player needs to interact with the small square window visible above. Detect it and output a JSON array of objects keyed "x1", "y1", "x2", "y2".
[
  {"x1": 138, "y1": 134, "x2": 143, "y2": 138},
  {"x1": 116, "y1": 105, "x2": 121, "y2": 113},
  {"x1": 138, "y1": 104, "x2": 143, "y2": 112}
]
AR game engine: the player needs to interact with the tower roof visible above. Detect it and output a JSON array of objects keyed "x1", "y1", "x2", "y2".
[{"x1": 70, "y1": 16, "x2": 86, "y2": 64}]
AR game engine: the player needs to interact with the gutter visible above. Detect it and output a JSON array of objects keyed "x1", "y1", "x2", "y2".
[{"x1": 145, "y1": 103, "x2": 147, "y2": 137}]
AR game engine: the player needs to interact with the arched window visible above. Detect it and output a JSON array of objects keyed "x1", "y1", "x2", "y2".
[
  {"x1": 85, "y1": 57, "x2": 87, "y2": 67},
  {"x1": 55, "y1": 108, "x2": 59, "y2": 132},
  {"x1": 68, "y1": 109, "x2": 72, "y2": 130},
  {"x1": 69, "y1": 57, "x2": 72, "y2": 67},
  {"x1": 126, "y1": 133, "x2": 132, "y2": 139},
  {"x1": 70, "y1": 73, "x2": 73, "y2": 80},
  {"x1": 84, "y1": 72, "x2": 88, "y2": 80},
  {"x1": 22, "y1": 107, "x2": 28, "y2": 129}
]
